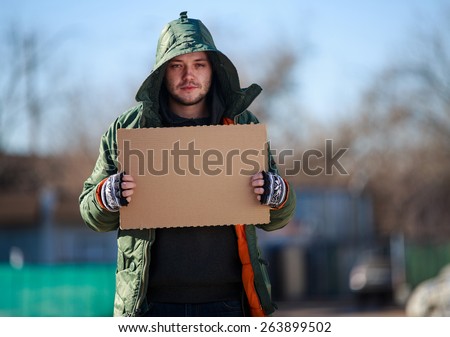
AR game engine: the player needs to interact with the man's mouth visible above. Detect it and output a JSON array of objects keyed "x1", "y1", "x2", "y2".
[{"x1": 180, "y1": 83, "x2": 199, "y2": 90}]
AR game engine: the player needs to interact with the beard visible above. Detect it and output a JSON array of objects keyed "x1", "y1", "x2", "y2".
[
  {"x1": 166, "y1": 79, "x2": 212, "y2": 107},
  {"x1": 169, "y1": 90, "x2": 208, "y2": 107}
]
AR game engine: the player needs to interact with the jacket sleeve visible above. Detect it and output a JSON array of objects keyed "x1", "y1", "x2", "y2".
[
  {"x1": 236, "y1": 111, "x2": 296, "y2": 232},
  {"x1": 79, "y1": 120, "x2": 120, "y2": 232},
  {"x1": 259, "y1": 143, "x2": 296, "y2": 232},
  {"x1": 262, "y1": 182, "x2": 296, "y2": 231}
]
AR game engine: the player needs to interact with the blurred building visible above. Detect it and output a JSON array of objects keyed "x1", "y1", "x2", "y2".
[
  {"x1": 0, "y1": 154, "x2": 117, "y2": 264},
  {"x1": 259, "y1": 187, "x2": 377, "y2": 302}
]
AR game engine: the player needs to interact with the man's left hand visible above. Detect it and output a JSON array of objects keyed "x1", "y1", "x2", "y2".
[{"x1": 250, "y1": 171, "x2": 287, "y2": 208}]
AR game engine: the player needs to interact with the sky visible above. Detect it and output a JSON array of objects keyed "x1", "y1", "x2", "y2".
[{"x1": 0, "y1": 0, "x2": 447, "y2": 152}]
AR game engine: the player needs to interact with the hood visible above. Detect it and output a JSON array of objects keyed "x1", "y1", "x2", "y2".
[{"x1": 135, "y1": 11, "x2": 261, "y2": 121}]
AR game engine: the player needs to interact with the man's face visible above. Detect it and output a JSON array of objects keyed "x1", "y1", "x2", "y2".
[{"x1": 164, "y1": 51, "x2": 212, "y2": 109}]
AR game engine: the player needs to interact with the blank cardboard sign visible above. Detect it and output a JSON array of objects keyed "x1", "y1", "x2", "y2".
[{"x1": 117, "y1": 124, "x2": 269, "y2": 229}]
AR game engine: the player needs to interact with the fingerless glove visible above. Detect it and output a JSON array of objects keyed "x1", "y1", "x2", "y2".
[
  {"x1": 100, "y1": 172, "x2": 129, "y2": 212},
  {"x1": 260, "y1": 171, "x2": 287, "y2": 208}
]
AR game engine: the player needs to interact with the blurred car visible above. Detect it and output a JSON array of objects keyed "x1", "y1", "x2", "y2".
[
  {"x1": 406, "y1": 264, "x2": 450, "y2": 317},
  {"x1": 349, "y1": 250, "x2": 393, "y2": 306}
]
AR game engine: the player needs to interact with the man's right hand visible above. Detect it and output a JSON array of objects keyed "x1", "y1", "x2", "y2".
[{"x1": 100, "y1": 172, "x2": 136, "y2": 212}]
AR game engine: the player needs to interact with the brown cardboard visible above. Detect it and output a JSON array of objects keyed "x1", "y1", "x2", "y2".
[{"x1": 117, "y1": 124, "x2": 269, "y2": 229}]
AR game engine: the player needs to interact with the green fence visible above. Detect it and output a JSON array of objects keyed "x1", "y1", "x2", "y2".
[
  {"x1": 2, "y1": 243, "x2": 449, "y2": 316},
  {"x1": 0, "y1": 264, "x2": 115, "y2": 317},
  {"x1": 405, "y1": 243, "x2": 450, "y2": 288}
]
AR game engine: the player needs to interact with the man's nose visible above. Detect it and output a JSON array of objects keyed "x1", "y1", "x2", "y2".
[{"x1": 182, "y1": 66, "x2": 195, "y2": 80}]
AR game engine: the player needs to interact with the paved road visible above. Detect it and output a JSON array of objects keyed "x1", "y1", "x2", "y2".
[{"x1": 273, "y1": 301, "x2": 405, "y2": 317}]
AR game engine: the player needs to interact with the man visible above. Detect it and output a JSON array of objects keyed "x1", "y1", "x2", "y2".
[{"x1": 79, "y1": 11, "x2": 295, "y2": 317}]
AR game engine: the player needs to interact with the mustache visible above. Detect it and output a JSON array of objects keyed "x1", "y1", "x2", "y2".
[{"x1": 178, "y1": 82, "x2": 200, "y2": 89}]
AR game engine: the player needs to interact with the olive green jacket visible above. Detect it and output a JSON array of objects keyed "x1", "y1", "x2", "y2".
[{"x1": 79, "y1": 12, "x2": 295, "y2": 316}]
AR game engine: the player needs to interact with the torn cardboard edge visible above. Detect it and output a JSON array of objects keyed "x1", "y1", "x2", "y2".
[{"x1": 117, "y1": 124, "x2": 270, "y2": 229}]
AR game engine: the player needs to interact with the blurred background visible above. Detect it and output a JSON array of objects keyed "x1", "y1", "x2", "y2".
[{"x1": 1, "y1": 0, "x2": 450, "y2": 317}]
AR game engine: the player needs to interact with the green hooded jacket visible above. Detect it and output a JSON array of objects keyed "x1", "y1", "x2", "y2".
[{"x1": 79, "y1": 12, "x2": 296, "y2": 316}]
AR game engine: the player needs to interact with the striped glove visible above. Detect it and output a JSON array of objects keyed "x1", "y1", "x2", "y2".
[
  {"x1": 100, "y1": 172, "x2": 129, "y2": 212},
  {"x1": 260, "y1": 171, "x2": 287, "y2": 208}
]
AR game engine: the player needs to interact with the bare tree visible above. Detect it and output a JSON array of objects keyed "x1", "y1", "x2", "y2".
[
  {"x1": 0, "y1": 24, "x2": 25, "y2": 151},
  {"x1": 0, "y1": 24, "x2": 78, "y2": 154},
  {"x1": 341, "y1": 6, "x2": 450, "y2": 242}
]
